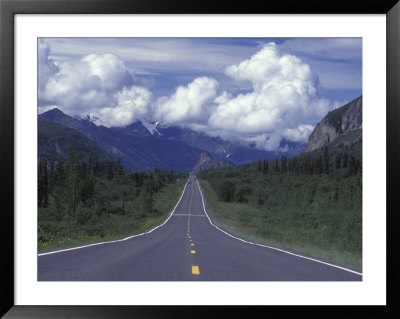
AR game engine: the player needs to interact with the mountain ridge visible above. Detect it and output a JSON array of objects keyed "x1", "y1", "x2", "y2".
[
  {"x1": 304, "y1": 96, "x2": 362, "y2": 152},
  {"x1": 38, "y1": 121, "x2": 113, "y2": 163},
  {"x1": 38, "y1": 107, "x2": 312, "y2": 172},
  {"x1": 39, "y1": 109, "x2": 203, "y2": 172},
  {"x1": 191, "y1": 152, "x2": 235, "y2": 175}
]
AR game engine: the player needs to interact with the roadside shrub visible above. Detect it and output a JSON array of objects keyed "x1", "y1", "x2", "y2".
[
  {"x1": 254, "y1": 187, "x2": 269, "y2": 208},
  {"x1": 215, "y1": 179, "x2": 236, "y2": 202},
  {"x1": 234, "y1": 185, "x2": 252, "y2": 202},
  {"x1": 76, "y1": 206, "x2": 93, "y2": 225}
]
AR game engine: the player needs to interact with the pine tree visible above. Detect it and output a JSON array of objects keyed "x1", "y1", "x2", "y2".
[
  {"x1": 323, "y1": 146, "x2": 330, "y2": 174},
  {"x1": 122, "y1": 186, "x2": 125, "y2": 215},
  {"x1": 115, "y1": 158, "x2": 123, "y2": 176},
  {"x1": 88, "y1": 156, "x2": 93, "y2": 177},
  {"x1": 52, "y1": 158, "x2": 64, "y2": 210},
  {"x1": 42, "y1": 157, "x2": 49, "y2": 208},
  {"x1": 305, "y1": 153, "x2": 312, "y2": 174},
  {"x1": 342, "y1": 152, "x2": 349, "y2": 168},
  {"x1": 280, "y1": 156, "x2": 287, "y2": 174},
  {"x1": 107, "y1": 162, "x2": 114, "y2": 180},
  {"x1": 38, "y1": 157, "x2": 49, "y2": 208},
  {"x1": 356, "y1": 159, "x2": 362, "y2": 175},
  {"x1": 349, "y1": 155, "x2": 356, "y2": 175},
  {"x1": 38, "y1": 158, "x2": 43, "y2": 208},
  {"x1": 315, "y1": 155, "x2": 323, "y2": 175},
  {"x1": 49, "y1": 160, "x2": 55, "y2": 191},
  {"x1": 94, "y1": 157, "x2": 101, "y2": 176},
  {"x1": 262, "y1": 160, "x2": 268, "y2": 174},
  {"x1": 64, "y1": 152, "x2": 81, "y2": 218},
  {"x1": 335, "y1": 153, "x2": 342, "y2": 169},
  {"x1": 81, "y1": 161, "x2": 87, "y2": 177},
  {"x1": 293, "y1": 156, "x2": 299, "y2": 175},
  {"x1": 106, "y1": 188, "x2": 109, "y2": 218}
]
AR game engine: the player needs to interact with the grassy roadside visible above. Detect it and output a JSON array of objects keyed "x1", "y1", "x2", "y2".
[
  {"x1": 38, "y1": 179, "x2": 187, "y2": 252},
  {"x1": 198, "y1": 179, "x2": 362, "y2": 272}
]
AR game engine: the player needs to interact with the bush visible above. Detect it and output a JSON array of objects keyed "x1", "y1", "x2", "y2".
[
  {"x1": 76, "y1": 206, "x2": 93, "y2": 225},
  {"x1": 254, "y1": 187, "x2": 269, "y2": 208},
  {"x1": 234, "y1": 185, "x2": 252, "y2": 202},
  {"x1": 215, "y1": 179, "x2": 236, "y2": 202}
]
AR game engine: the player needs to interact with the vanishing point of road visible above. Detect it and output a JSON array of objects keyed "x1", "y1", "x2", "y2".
[{"x1": 38, "y1": 176, "x2": 362, "y2": 281}]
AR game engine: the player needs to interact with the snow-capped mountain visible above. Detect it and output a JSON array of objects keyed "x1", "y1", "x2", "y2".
[
  {"x1": 74, "y1": 113, "x2": 104, "y2": 126},
  {"x1": 38, "y1": 108, "x2": 306, "y2": 172}
]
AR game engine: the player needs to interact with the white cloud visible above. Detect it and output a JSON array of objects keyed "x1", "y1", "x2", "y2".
[
  {"x1": 38, "y1": 39, "x2": 59, "y2": 90},
  {"x1": 283, "y1": 124, "x2": 315, "y2": 142},
  {"x1": 38, "y1": 40, "x2": 346, "y2": 151},
  {"x1": 214, "y1": 91, "x2": 232, "y2": 104},
  {"x1": 278, "y1": 38, "x2": 362, "y2": 90},
  {"x1": 154, "y1": 76, "x2": 218, "y2": 125},
  {"x1": 38, "y1": 40, "x2": 152, "y2": 127},
  {"x1": 206, "y1": 43, "x2": 336, "y2": 151},
  {"x1": 241, "y1": 133, "x2": 284, "y2": 152},
  {"x1": 97, "y1": 86, "x2": 152, "y2": 127},
  {"x1": 81, "y1": 54, "x2": 132, "y2": 92},
  {"x1": 40, "y1": 52, "x2": 133, "y2": 111}
]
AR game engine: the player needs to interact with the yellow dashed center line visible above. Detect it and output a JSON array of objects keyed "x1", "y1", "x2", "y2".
[
  {"x1": 192, "y1": 265, "x2": 200, "y2": 275},
  {"x1": 185, "y1": 182, "x2": 200, "y2": 276}
]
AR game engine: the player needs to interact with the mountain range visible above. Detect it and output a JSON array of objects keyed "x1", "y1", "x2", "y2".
[{"x1": 38, "y1": 108, "x2": 306, "y2": 172}]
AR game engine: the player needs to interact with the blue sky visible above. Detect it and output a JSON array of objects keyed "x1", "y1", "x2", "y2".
[{"x1": 38, "y1": 37, "x2": 362, "y2": 151}]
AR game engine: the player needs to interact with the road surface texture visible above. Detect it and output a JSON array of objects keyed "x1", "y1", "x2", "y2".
[{"x1": 38, "y1": 176, "x2": 362, "y2": 281}]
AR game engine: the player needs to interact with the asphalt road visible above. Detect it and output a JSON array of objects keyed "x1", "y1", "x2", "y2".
[{"x1": 38, "y1": 176, "x2": 362, "y2": 281}]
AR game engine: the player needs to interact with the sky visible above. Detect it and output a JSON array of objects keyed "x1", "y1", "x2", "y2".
[{"x1": 38, "y1": 37, "x2": 362, "y2": 152}]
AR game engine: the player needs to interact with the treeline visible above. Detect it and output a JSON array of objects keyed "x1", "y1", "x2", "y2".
[
  {"x1": 199, "y1": 143, "x2": 362, "y2": 205},
  {"x1": 38, "y1": 152, "x2": 186, "y2": 248},
  {"x1": 255, "y1": 144, "x2": 361, "y2": 178}
]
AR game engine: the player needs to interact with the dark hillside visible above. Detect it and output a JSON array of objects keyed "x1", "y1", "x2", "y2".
[{"x1": 38, "y1": 121, "x2": 113, "y2": 163}]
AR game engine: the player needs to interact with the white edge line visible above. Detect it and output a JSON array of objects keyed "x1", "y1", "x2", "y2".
[
  {"x1": 195, "y1": 179, "x2": 363, "y2": 277},
  {"x1": 38, "y1": 179, "x2": 190, "y2": 257}
]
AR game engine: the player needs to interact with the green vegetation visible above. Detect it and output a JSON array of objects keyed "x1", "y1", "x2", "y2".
[
  {"x1": 38, "y1": 121, "x2": 113, "y2": 163},
  {"x1": 38, "y1": 152, "x2": 187, "y2": 251},
  {"x1": 198, "y1": 141, "x2": 362, "y2": 271}
]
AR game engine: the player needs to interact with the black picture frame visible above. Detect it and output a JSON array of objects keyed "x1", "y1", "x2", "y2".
[{"x1": 1, "y1": 0, "x2": 399, "y2": 317}]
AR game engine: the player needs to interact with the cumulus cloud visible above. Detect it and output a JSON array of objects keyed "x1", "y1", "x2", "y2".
[
  {"x1": 283, "y1": 124, "x2": 315, "y2": 142},
  {"x1": 38, "y1": 39, "x2": 59, "y2": 90},
  {"x1": 38, "y1": 40, "x2": 341, "y2": 151},
  {"x1": 38, "y1": 40, "x2": 151, "y2": 126},
  {"x1": 153, "y1": 76, "x2": 218, "y2": 125},
  {"x1": 214, "y1": 91, "x2": 232, "y2": 104},
  {"x1": 206, "y1": 43, "x2": 336, "y2": 150},
  {"x1": 98, "y1": 86, "x2": 152, "y2": 127}
]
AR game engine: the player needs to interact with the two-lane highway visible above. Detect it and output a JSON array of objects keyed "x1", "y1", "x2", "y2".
[{"x1": 38, "y1": 176, "x2": 362, "y2": 281}]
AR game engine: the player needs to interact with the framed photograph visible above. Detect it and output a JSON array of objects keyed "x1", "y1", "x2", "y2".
[{"x1": 1, "y1": 0, "x2": 398, "y2": 317}]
